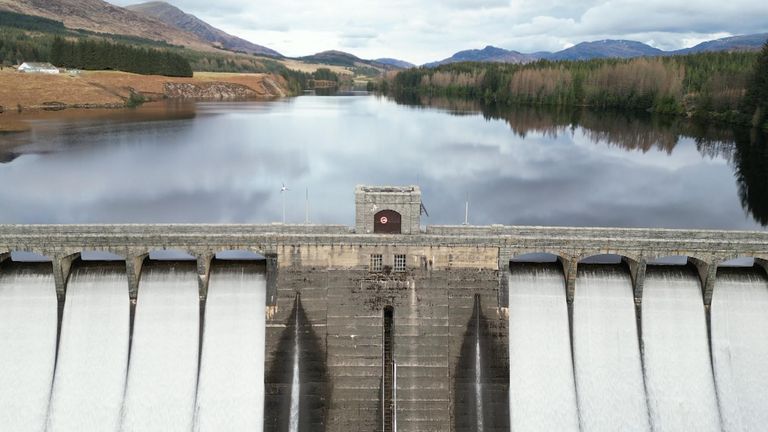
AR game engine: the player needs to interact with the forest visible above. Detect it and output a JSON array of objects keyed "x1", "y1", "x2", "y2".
[{"x1": 385, "y1": 45, "x2": 768, "y2": 129}]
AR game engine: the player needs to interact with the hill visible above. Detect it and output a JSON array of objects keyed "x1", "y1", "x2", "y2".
[
  {"x1": 0, "y1": 0, "x2": 213, "y2": 50},
  {"x1": 126, "y1": 1, "x2": 280, "y2": 57},
  {"x1": 298, "y1": 50, "x2": 389, "y2": 68}
]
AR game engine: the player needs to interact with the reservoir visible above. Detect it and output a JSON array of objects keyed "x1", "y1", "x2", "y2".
[{"x1": 0, "y1": 94, "x2": 765, "y2": 229}]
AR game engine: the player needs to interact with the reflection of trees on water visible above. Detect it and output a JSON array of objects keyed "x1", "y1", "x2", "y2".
[
  {"x1": 392, "y1": 95, "x2": 768, "y2": 227},
  {"x1": 732, "y1": 130, "x2": 768, "y2": 225}
]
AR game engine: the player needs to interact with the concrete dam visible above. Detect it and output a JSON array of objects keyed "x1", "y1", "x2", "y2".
[{"x1": 1, "y1": 185, "x2": 768, "y2": 432}]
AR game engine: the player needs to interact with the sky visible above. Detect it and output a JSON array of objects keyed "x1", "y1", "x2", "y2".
[{"x1": 107, "y1": 0, "x2": 768, "y2": 65}]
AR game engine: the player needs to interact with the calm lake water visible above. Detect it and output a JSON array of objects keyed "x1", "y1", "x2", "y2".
[{"x1": 0, "y1": 95, "x2": 766, "y2": 229}]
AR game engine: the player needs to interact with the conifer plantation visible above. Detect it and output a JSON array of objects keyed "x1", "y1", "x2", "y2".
[
  {"x1": 741, "y1": 42, "x2": 768, "y2": 129},
  {"x1": 50, "y1": 37, "x2": 193, "y2": 77}
]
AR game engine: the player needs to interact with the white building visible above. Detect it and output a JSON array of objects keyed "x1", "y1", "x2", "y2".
[{"x1": 18, "y1": 62, "x2": 60, "y2": 74}]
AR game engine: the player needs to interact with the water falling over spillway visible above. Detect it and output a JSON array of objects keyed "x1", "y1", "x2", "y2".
[
  {"x1": 288, "y1": 298, "x2": 300, "y2": 432},
  {"x1": 474, "y1": 300, "x2": 483, "y2": 432},
  {"x1": 194, "y1": 261, "x2": 266, "y2": 432},
  {"x1": 711, "y1": 267, "x2": 768, "y2": 431},
  {"x1": 642, "y1": 266, "x2": 720, "y2": 431},
  {"x1": 572, "y1": 265, "x2": 650, "y2": 432},
  {"x1": 265, "y1": 293, "x2": 329, "y2": 432},
  {"x1": 120, "y1": 262, "x2": 199, "y2": 432},
  {"x1": 453, "y1": 295, "x2": 508, "y2": 432},
  {"x1": 0, "y1": 263, "x2": 57, "y2": 432},
  {"x1": 508, "y1": 264, "x2": 579, "y2": 432},
  {"x1": 47, "y1": 262, "x2": 130, "y2": 432}
]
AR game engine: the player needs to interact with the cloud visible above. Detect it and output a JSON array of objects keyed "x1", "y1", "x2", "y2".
[{"x1": 107, "y1": 0, "x2": 768, "y2": 64}]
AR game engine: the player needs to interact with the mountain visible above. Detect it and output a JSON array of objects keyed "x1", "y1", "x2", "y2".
[
  {"x1": 126, "y1": 1, "x2": 280, "y2": 57},
  {"x1": 0, "y1": 0, "x2": 211, "y2": 49},
  {"x1": 423, "y1": 34, "x2": 768, "y2": 67},
  {"x1": 673, "y1": 33, "x2": 768, "y2": 54},
  {"x1": 374, "y1": 58, "x2": 415, "y2": 69},
  {"x1": 425, "y1": 45, "x2": 533, "y2": 67}
]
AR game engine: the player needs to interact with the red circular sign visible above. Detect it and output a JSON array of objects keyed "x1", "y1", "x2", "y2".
[{"x1": 380, "y1": 216, "x2": 388, "y2": 224}]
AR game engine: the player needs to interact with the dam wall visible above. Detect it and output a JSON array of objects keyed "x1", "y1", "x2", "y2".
[{"x1": 2, "y1": 221, "x2": 768, "y2": 432}]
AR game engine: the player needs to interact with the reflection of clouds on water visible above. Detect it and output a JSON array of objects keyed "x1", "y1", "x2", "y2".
[{"x1": 0, "y1": 96, "x2": 764, "y2": 229}]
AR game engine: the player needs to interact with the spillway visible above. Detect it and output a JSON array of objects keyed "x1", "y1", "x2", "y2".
[
  {"x1": 641, "y1": 266, "x2": 720, "y2": 431},
  {"x1": 194, "y1": 261, "x2": 266, "y2": 431},
  {"x1": 120, "y1": 261, "x2": 199, "y2": 432},
  {"x1": 572, "y1": 265, "x2": 650, "y2": 432},
  {"x1": 0, "y1": 262, "x2": 57, "y2": 432},
  {"x1": 711, "y1": 266, "x2": 768, "y2": 431},
  {"x1": 47, "y1": 262, "x2": 130, "y2": 432},
  {"x1": 508, "y1": 263, "x2": 579, "y2": 432}
]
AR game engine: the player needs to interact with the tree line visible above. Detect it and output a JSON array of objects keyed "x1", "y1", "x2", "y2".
[
  {"x1": 384, "y1": 47, "x2": 768, "y2": 129},
  {"x1": 50, "y1": 37, "x2": 192, "y2": 77}
]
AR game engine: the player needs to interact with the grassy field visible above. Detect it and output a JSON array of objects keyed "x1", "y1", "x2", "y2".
[{"x1": 0, "y1": 69, "x2": 287, "y2": 115}]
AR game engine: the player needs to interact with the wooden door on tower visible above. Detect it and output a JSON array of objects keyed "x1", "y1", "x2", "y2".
[{"x1": 374, "y1": 210, "x2": 402, "y2": 234}]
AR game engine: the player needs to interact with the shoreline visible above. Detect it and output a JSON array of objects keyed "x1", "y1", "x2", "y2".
[{"x1": 0, "y1": 69, "x2": 290, "y2": 129}]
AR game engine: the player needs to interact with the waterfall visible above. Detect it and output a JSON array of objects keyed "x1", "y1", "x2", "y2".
[
  {"x1": 642, "y1": 266, "x2": 720, "y2": 431},
  {"x1": 194, "y1": 262, "x2": 266, "y2": 432},
  {"x1": 0, "y1": 263, "x2": 57, "y2": 432},
  {"x1": 120, "y1": 262, "x2": 199, "y2": 432},
  {"x1": 474, "y1": 300, "x2": 483, "y2": 432},
  {"x1": 508, "y1": 264, "x2": 580, "y2": 432},
  {"x1": 711, "y1": 267, "x2": 768, "y2": 431},
  {"x1": 289, "y1": 297, "x2": 300, "y2": 432},
  {"x1": 46, "y1": 263, "x2": 130, "y2": 432}
]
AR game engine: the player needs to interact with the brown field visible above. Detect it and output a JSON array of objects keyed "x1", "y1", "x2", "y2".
[
  {"x1": 0, "y1": 69, "x2": 288, "y2": 130},
  {"x1": 278, "y1": 59, "x2": 354, "y2": 75}
]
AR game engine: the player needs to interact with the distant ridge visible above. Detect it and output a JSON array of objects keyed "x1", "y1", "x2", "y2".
[
  {"x1": 672, "y1": 33, "x2": 768, "y2": 54},
  {"x1": 424, "y1": 45, "x2": 530, "y2": 67},
  {"x1": 126, "y1": 1, "x2": 281, "y2": 57},
  {"x1": 298, "y1": 50, "x2": 404, "y2": 70},
  {"x1": 543, "y1": 40, "x2": 664, "y2": 61},
  {"x1": 424, "y1": 34, "x2": 768, "y2": 67},
  {"x1": 374, "y1": 58, "x2": 415, "y2": 69}
]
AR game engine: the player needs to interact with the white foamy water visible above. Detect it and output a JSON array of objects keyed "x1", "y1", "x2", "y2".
[
  {"x1": 642, "y1": 267, "x2": 720, "y2": 431},
  {"x1": 194, "y1": 263, "x2": 266, "y2": 431},
  {"x1": 508, "y1": 265, "x2": 579, "y2": 432},
  {"x1": 573, "y1": 266, "x2": 650, "y2": 432},
  {"x1": 47, "y1": 264, "x2": 129, "y2": 432},
  {"x1": 0, "y1": 264, "x2": 57, "y2": 432},
  {"x1": 711, "y1": 268, "x2": 768, "y2": 431},
  {"x1": 120, "y1": 263, "x2": 199, "y2": 432}
]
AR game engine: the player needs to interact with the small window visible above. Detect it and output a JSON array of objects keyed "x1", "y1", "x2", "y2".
[
  {"x1": 394, "y1": 254, "x2": 406, "y2": 272},
  {"x1": 370, "y1": 254, "x2": 383, "y2": 272}
]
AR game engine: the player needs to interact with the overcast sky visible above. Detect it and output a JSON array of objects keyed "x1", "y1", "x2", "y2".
[{"x1": 107, "y1": 0, "x2": 768, "y2": 64}]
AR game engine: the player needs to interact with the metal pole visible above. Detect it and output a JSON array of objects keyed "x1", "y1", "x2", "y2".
[
  {"x1": 464, "y1": 193, "x2": 469, "y2": 225},
  {"x1": 305, "y1": 187, "x2": 309, "y2": 224},
  {"x1": 393, "y1": 362, "x2": 397, "y2": 432}
]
